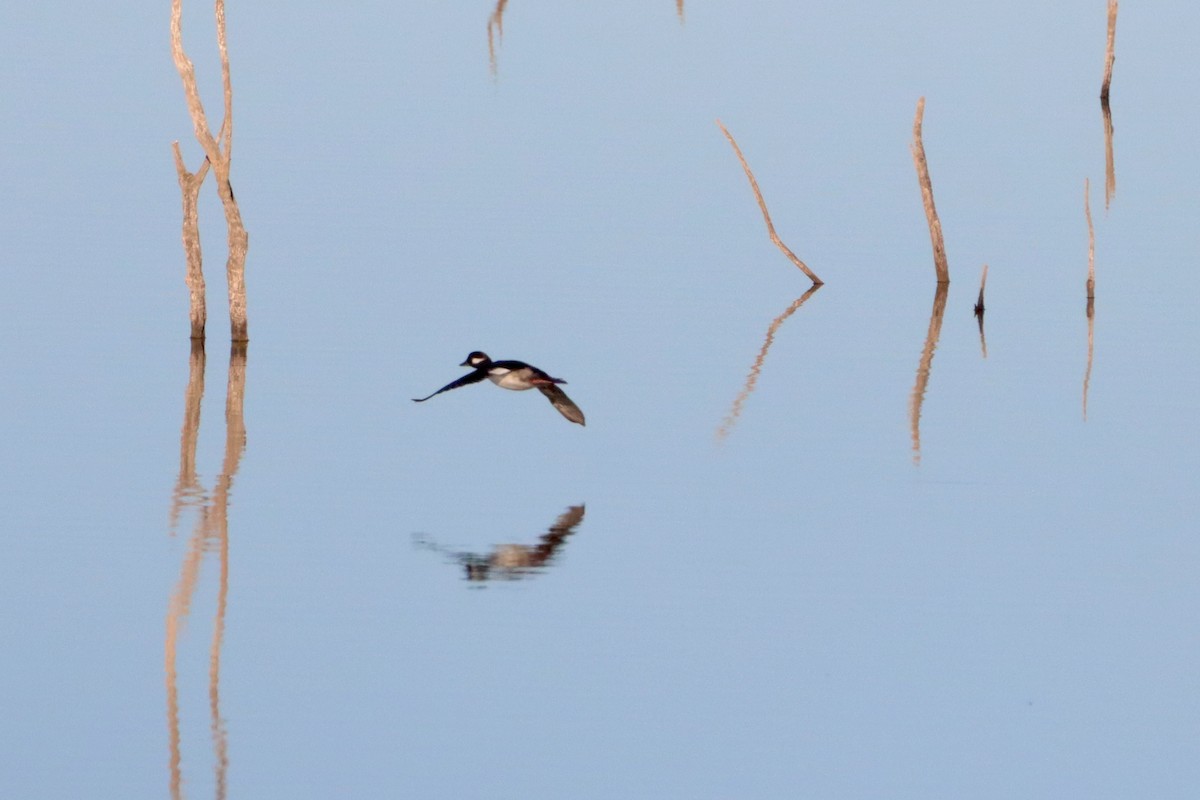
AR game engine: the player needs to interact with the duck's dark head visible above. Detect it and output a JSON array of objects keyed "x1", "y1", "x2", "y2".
[{"x1": 461, "y1": 351, "x2": 491, "y2": 368}]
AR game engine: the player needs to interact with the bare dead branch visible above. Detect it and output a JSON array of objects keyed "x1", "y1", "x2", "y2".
[
  {"x1": 171, "y1": 0, "x2": 249, "y2": 342},
  {"x1": 1101, "y1": 0, "x2": 1118, "y2": 101},
  {"x1": 716, "y1": 119, "x2": 823, "y2": 286},
  {"x1": 911, "y1": 98, "x2": 949, "y2": 284},
  {"x1": 213, "y1": 0, "x2": 248, "y2": 341},
  {"x1": 172, "y1": 143, "x2": 210, "y2": 340}
]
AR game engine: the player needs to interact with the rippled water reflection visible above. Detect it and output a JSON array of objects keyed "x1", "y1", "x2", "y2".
[
  {"x1": 415, "y1": 504, "x2": 586, "y2": 582},
  {"x1": 165, "y1": 344, "x2": 244, "y2": 800}
]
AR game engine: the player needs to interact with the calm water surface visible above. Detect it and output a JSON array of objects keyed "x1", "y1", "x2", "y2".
[{"x1": 1, "y1": 2, "x2": 1198, "y2": 798}]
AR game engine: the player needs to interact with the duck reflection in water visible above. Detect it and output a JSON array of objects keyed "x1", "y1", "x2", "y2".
[{"x1": 415, "y1": 504, "x2": 585, "y2": 582}]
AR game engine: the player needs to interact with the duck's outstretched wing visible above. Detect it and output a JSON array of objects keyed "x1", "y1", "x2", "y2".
[
  {"x1": 412, "y1": 370, "x2": 486, "y2": 402},
  {"x1": 538, "y1": 384, "x2": 586, "y2": 425}
]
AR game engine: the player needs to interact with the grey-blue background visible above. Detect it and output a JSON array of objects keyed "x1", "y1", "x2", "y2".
[{"x1": 2, "y1": 2, "x2": 1197, "y2": 798}]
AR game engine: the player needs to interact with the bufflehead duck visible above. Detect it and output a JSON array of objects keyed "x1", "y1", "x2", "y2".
[{"x1": 413, "y1": 351, "x2": 586, "y2": 426}]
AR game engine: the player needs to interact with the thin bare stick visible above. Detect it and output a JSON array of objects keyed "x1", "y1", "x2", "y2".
[
  {"x1": 911, "y1": 98, "x2": 949, "y2": 284},
  {"x1": 1085, "y1": 178, "x2": 1096, "y2": 299},
  {"x1": 974, "y1": 263, "x2": 988, "y2": 358},
  {"x1": 1102, "y1": 99, "x2": 1116, "y2": 209},
  {"x1": 1101, "y1": 0, "x2": 1118, "y2": 101},
  {"x1": 909, "y1": 283, "x2": 949, "y2": 465},
  {"x1": 716, "y1": 119, "x2": 823, "y2": 286},
  {"x1": 677, "y1": 0, "x2": 685, "y2": 25},
  {"x1": 716, "y1": 284, "x2": 821, "y2": 441},
  {"x1": 171, "y1": 0, "x2": 249, "y2": 342}
]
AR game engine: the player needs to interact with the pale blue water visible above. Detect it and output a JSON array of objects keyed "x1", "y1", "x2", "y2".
[{"x1": 1, "y1": 2, "x2": 1197, "y2": 798}]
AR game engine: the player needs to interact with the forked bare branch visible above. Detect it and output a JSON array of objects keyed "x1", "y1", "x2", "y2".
[{"x1": 170, "y1": 0, "x2": 249, "y2": 342}]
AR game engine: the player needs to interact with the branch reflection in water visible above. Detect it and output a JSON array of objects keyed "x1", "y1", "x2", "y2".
[
  {"x1": 415, "y1": 505, "x2": 586, "y2": 583},
  {"x1": 716, "y1": 285, "x2": 821, "y2": 441},
  {"x1": 1083, "y1": 178, "x2": 1097, "y2": 420},
  {"x1": 487, "y1": 2, "x2": 685, "y2": 73},
  {"x1": 1085, "y1": 178, "x2": 1096, "y2": 300},
  {"x1": 487, "y1": 0, "x2": 508, "y2": 77},
  {"x1": 974, "y1": 263, "x2": 988, "y2": 359},
  {"x1": 1102, "y1": 98, "x2": 1116, "y2": 209},
  {"x1": 1084, "y1": 297, "x2": 1096, "y2": 421},
  {"x1": 165, "y1": 342, "x2": 247, "y2": 800},
  {"x1": 908, "y1": 283, "x2": 948, "y2": 466}
]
